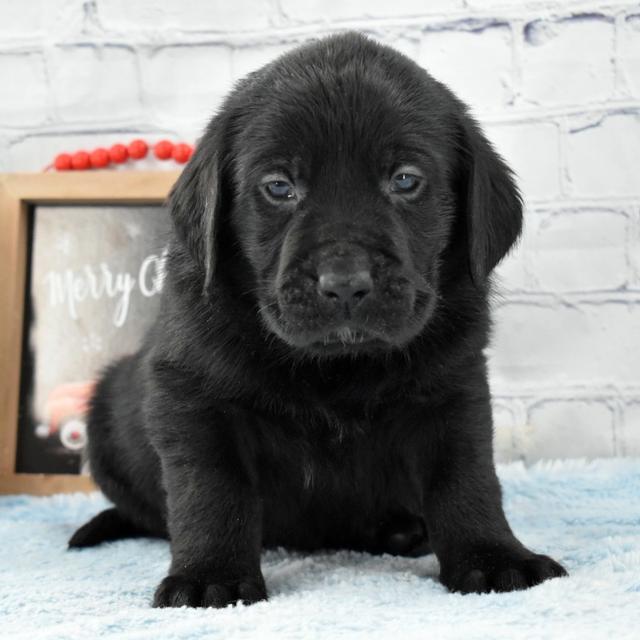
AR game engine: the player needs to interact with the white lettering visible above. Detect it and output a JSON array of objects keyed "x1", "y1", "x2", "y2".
[{"x1": 40, "y1": 246, "x2": 168, "y2": 328}]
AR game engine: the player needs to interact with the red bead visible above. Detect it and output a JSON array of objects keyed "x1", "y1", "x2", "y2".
[
  {"x1": 128, "y1": 139, "x2": 148, "y2": 160},
  {"x1": 109, "y1": 144, "x2": 129, "y2": 164},
  {"x1": 54, "y1": 153, "x2": 72, "y2": 171},
  {"x1": 90, "y1": 148, "x2": 110, "y2": 169},
  {"x1": 172, "y1": 143, "x2": 193, "y2": 164},
  {"x1": 154, "y1": 140, "x2": 174, "y2": 160},
  {"x1": 71, "y1": 151, "x2": 91, "y2": 171}
]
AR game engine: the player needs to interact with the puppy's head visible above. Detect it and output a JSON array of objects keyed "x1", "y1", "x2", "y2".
[{"x1": 170, "y1": 33, "x2": 522, "y2": 356}]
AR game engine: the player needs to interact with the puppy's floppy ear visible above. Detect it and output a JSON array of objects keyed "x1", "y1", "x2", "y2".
[
  {"x1": 168, "y1": 119, "x2": 227, "y2": 293},
  {"x1": 456, "y1": 116, "x2": 523, "y2": 285}
]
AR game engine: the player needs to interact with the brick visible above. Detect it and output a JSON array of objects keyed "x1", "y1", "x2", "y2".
[
  {"x1": 621, "y1": 403, "x2": 640, "y2": 456},
  {"x1": 488, "y1": 302, "x2": 640, "y2": 392},
  {"x1": 98, "y1": 0, "x2": 270, "y2": 32},
  {"x1": 565, "y1": 112, "x2": 640, "y2": 198},
  {"x1": 528, "y1": 210, "x2": 628, "y2": 292},
  {"x1": 232, "y1": 43, "x2": 295, "y2": 80},
  {"x1": 419, "y1": 25, "x2": 514, "y2": 112},
  {"x1": 0, "y1": 52, "x2": 49, "y2": 127},
  {"x1": 484, "y1": 121, "x2": 561, "y2": 202},
  {"x1": 492, "y1": 399, "x2": 525, "y2": 463},
  {"x1": 620, "y1": 15, "x2": 640, "y2": 98},
  {"x1": 49, "y1": 45, "x2": 141, "y2": 123},
  {"x1": 0, "y1": 0, "x2": 81, "y2": 39},
  {"x1": 280, "y1": 0, "x2": 460, "y2": 22},
  {"x1": 141, "y1": 45, "x2": 232, "y2": 128},
  {"x1": 0, "y1": 0, "x2": 47, "y2": 38},
  {"x1": 521, "y1": 16, "x2": 614, "y2": 106},
  {"x1": 524, "y1": 400, "x2": 615, "y2": 462},
  {"x1": 630, "y1": 207, "x2": 640, "y2": 288}
]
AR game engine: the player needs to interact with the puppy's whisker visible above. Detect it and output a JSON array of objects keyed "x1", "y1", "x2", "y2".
[{"x1": 257, "y1": 300, "x2": 279, "y2": 316}]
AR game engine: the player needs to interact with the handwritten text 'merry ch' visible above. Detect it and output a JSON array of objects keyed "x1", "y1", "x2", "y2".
[{"x1": 42, "y1": 248, "x2": 168, "y2": 327}]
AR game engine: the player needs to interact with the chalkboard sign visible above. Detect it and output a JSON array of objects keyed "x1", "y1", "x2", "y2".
[{"x1": 0, "y1": 172, "x2": 179, "y2": 495}]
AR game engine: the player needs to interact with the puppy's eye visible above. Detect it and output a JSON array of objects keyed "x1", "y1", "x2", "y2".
[
  {"x1": 391, "y1": 173, "x2": 419, "y2": 193},
  {"x1": 266, "y1": 180, "x2": 295, "y2": 200}
]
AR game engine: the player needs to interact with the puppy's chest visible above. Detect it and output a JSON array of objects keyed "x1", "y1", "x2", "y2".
[
  {"x1": 255, "y1": 408, "x2": 428, "y2": 551},
  {"x1": 256, "y1": 407, "x2": 426, "y2": 506}
]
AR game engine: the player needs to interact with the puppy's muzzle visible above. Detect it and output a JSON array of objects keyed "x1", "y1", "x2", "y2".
[
  {"x1": 317, "y1": 259, "x2": 373, "y2": 314},
  {"x1": 269, "y1": 239, "x2": 425, "y2": 350}
]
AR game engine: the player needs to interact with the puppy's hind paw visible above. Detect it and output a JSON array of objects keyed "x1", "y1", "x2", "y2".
[{"x1": 153, "y1": 573, "x2": 268, "y2": 608}]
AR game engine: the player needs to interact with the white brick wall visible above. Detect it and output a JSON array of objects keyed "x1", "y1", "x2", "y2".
[
  {"x1": 142, "y1": 45, "x2": 232, "y2": 128},
  {"x1": 0, "y1": 0, "x2": 638, "y2": 463},
  {"x1": 520, "y1": 16, "x2": 615, "y2": 107},
  {"x1": 565, "y1": 112, "x2": 640, "y2": 198},
  {"x1": 99, "y1": 0, "x2": 274, "y2": 32},
  {"x1": 419, "y1": 25, "x2": 515, "y2": 112},
  {"x1": 527, "y1": 210, "x2": 629, "y2": 293},
  {"x1": 485, "y1": 121, "x2": 561, "y2": 201},
  {"x1": 620, "y1": 14, "x2": 640, "y2": 97},
  {"x1": 525, "y1": 400, "x2": 616, "y2": 461},
  {"x1": 50, "y1": 44, "x2": 141, "y2": 123},
  {"x1": 0, "y1": 52, "x2": 49, "y2": 127}
]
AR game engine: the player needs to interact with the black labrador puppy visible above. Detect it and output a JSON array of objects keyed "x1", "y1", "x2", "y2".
[{"x1": 69, "y1": 32, "x2": 567, "y2": 607}]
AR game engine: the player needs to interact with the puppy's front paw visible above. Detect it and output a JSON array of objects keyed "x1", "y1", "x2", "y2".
[
  {"x1": 153, "y1": 573, "x2": 267, "y2": 608},
  {"x1": 440, "y1": 545, "x2": 567, "y2": 594}
]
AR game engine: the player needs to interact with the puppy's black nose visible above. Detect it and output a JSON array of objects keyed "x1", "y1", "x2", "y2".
[{"x1": 317, "y1": 269, "x2": 373, "y2": 306}]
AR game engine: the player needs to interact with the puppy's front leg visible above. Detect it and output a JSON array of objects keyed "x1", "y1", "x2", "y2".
[
  {"x1": 423, "y1": 390, "x2": 567, "y2": 594},
  {"x1": 147, "y1": 383, "x2": 265, "y2": 608}
]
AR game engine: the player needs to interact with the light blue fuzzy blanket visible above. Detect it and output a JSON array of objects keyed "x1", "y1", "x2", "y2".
[{"x1": 1, "y1": 459, "x2": 640, "y2": 640}]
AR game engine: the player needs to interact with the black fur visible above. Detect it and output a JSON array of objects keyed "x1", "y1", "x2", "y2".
[{"x1": 70, "y1": 33, "x2": 566, "y2": 607}]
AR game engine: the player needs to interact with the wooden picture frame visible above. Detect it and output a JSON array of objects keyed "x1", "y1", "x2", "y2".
[{"x1": 0, "y1": 171, "x2": 179, "y2": 495}]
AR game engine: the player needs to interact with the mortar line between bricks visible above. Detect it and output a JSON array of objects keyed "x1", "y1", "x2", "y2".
[
  {"x1": 493, "y1": 291, "x2": 640, "y2": 304},
  {"x1": 2, "y1": 112, "x2": 639, "y2": 144},
  {"x1": 526, "y1": 203, "x2": 640, "y2": 212},
  {"x1": 76, "y1": 3, "x2": 640, "y2": 40},
  {"x1": 525, "y1": 197, "x2": 640, "y2": 207},
  {"x1": 0, "y1": 2, "x2": 638, "y2": 50},
  {"x1": 491, "y1": 389, "x2": 640, "y2": 400}
]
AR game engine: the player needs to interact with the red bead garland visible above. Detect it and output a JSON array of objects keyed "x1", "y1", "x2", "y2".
[
  {"x1": 48, "y1": 138, "x2": 193, "y2": 171},
  {"x1": 71, "y1": 151, "x2": 90, "y2": 170},
  {"x1": 54, "y1": 153, "x2": 72, "y2": 171},
  {"x1": 154, "y1": 139, "x2": 174, "y2": 160},
  {"x1": 109, "y1": 144, "x2": 128, "y2": 164},
  {"x1": 172, "y1": 143, "x2": 192, "y2": 164},
  {"x1": 90, "y1": 148, "x2": 110, "y2": 168},
  {"x1": 128, "y1": 139, "x2": 148, "y2": 159}
]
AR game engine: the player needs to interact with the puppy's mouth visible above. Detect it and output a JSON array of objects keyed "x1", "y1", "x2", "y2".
[
  {"x1": 317, "y1": 327, "x2": 373, "y2": 346},
  {"x1": 260, "y1": 304, "x2": 425, "y2": 355},
  {"x1": 304, "y1": 327, "x2": 389, "y2": 356}
]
